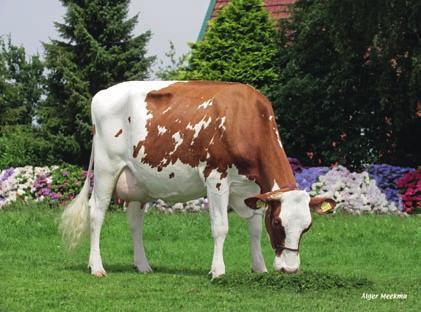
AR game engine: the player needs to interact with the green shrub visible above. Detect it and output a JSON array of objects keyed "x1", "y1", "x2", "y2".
[
  {"x1": 50, "y1": 163, "x2": 86, "y2": 202},
  {"x1": 0, "y1": 125, "x2": 57, "y2": 169},
  {"x1": 270, "y1": 0, "x2": 421, "y2": 169},
  {"x1": 176, "y1": 0, "x2": 279, "y2": 94}
]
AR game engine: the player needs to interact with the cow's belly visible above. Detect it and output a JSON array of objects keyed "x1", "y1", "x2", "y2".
[{"x1": 115, "y1": 161, "x2": 207, "y2": 204}]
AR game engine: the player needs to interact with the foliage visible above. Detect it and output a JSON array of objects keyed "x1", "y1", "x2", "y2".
[
  {"x1": 155, "y1": 41, "x2": 189, "y2": 80},
  {"x1": 396, "y1": 169, "x2": 421, "y2": 213},
  {"x1": 0, "y1": 125, "x2": 57, "y2": 169},
  {"x1": 39, "y1": 0, "x2": 155, "y2": 164},
  {"x1": 49, "y1": 164, "x2": 88, "y2": 202},
  {"x1": 1, "y1": 207, "x2": 420, "y2": 311},
  {"x1": 366, "y1": 164, "x2": 415, "y2": 206},
  {"x1": 271, "y1": 0, "x2": 421, "y2": 168},
  {"x1": 311, "y1": 166, "x2": 400, "y2": 214},
  {"x1": 0, "y1": 36, "x2": 44, "y2": 127},
  {"x1": 212, "y1": 271, "x2": 371, "y2": 291},
  {"x1": 179, "y1": 0, "x2": 279, "y2": 93}
]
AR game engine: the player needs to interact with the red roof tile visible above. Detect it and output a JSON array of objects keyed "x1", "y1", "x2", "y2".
[{"x1": 210, "y1": 0, "x2": 296, "y2": 20}]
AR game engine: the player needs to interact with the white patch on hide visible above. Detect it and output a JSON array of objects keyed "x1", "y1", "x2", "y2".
[
  {"x1": 273, "y1": 127, "x2": 283, "y2": 149},
  {"x1": 198, "y1": 99, "x2": 213, "y2": 109},
  {"x1": 169, "y1": 132, "x2": 183, "y2": 155},
  {"x1": 137, "y1": 146, "x2": 146, "y2": 160},
  {"x1": 209, "y1": 135, "x2": 215, "y2": 146},
  {"x1": 272, "y1": 180, "x2": 280, "y2": 192},
  {"x1": 157, "y1": 126, "x2": 167, "y2": 135},
  {"x1": 189, "y1": 116, "x2": 212, "y2": 143},
  {"x1": 218, "y1": 116, "x2": 226, "y2": 130},
  {"x1": 159, "y1": 158, "x2": 168, "y2": 166}
]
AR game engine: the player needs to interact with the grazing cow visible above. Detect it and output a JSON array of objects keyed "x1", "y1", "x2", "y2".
[{"x1": 60, "y1": 81, "x2": 334, "y2": 278}]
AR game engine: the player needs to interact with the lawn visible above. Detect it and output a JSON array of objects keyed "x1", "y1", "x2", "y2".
[{"x1": 0, "y1": 202, "x2": 420, "y2": 312}]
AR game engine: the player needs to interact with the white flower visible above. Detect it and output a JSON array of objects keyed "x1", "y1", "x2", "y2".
[{"x1": 310, "y1": 166, "x2": 399, "y2": 215}]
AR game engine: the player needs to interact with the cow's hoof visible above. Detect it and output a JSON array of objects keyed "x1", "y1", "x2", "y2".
[
  {"x1": 209, "y1": 272, "x2": 225, "y2": 281},
  {"x1": 134, "y1": 263, "x2": 153, "y2": 273},
  {"x1": 252, "y1": 267, "x2": 268, "y2": 274},
  {"x1": 92, "y1": 270, "x2": 107, "y2": 277},
  {"x1": 209, "y1": 268, "x2": 225, "y2": 280}
]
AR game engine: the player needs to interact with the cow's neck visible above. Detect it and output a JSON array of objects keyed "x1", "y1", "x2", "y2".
[{"x1": 257, "y1": 147, "x2": 296, "y2": 194}]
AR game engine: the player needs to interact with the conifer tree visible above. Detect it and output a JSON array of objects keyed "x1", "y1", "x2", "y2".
[
  {"x1": 180, "y1": 0, "x2": 279, "y2": 93},
  {"x1": 40, "y1": 0, "x2": 155, "y2": 164}
]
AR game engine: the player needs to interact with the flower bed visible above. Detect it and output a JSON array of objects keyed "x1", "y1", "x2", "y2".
[
  {"x1": 310, "y1": 166, "x2": 400, "y2": 214},
  {"x1": 0, "y1": 165, "x2": 86, "y2": 208},
  {"x1": 396, "y1": 169, "x2": 421, "y2": 214},
  {"x1": 0, "y1": 165, "x2": 207, "y2": 212},
  {"x1": 1, "y1": 162, "x2": 419, "y2": 214},
  {"x1": 366, "y1": 164, "x2": 414, "y2": 206}
]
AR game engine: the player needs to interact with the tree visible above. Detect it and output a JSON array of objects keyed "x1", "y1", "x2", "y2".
[
  {"x1": 180, "y1": 0, "x2": 279, "y2": 93},
  {"x1": 155, "y1": 41, "x2": 189, "y2": 80},
  {"x1": 0, "y1": 36, "x2": 44, "y2": 127},
  {"x1": 271, "y1": 0, "x2": 421, "y2": 168},
  {"x1": 39, "y1": 0, "x2": 155, "y2": 164}
]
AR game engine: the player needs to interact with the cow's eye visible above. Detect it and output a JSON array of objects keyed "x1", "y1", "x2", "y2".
[{"x1": 273, "y1": 219, "x2": 281, "y2": 226}]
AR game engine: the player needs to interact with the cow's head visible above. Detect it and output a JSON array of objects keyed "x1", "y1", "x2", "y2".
[{"x1": 245, "y1": 190, "x2": 335, "y2": 274}]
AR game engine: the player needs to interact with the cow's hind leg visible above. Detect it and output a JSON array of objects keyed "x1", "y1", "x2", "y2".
[
  {"x1": 127, "y1": 201, "x2": 152, "y2": 273},
  {"x1": 207, "y1": 181, "x2": 230, "y2": 279},
  {"x1": 88, "y1": 169, "x2": 117, "y2": 277}
]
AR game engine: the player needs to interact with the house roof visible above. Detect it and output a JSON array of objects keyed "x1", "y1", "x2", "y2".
[{"x1": 198, "y1": 0, "x2": 296, "y2": 40}]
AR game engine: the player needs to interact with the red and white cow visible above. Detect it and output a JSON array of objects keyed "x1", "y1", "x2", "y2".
[{"x1": 60, "y1": 81, "x2": 333, "y2": 278}]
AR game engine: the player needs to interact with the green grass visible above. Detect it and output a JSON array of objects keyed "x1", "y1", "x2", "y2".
[{"x1": 0, "y1": 202, "x2": 420, "y2": 312}]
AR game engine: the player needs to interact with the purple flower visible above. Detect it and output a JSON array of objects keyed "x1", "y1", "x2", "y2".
[
  {"x1": 288, "y1": 157, "x2": 303, "y2": 173},
  {"x1": 41, "y1": 188, "x2": 51, "y2": 196},
  {"x1": 295, "y1": 167, "x2": 329, "y2": 191},
  {"x1": 62, "y1": 171, "x2": 69, "y2": 177},
  {"x1": 0, "y1": 167, "x2": 14, "y2": 183},
  {"x1": 367, "y1": 164, "x2": 415, "y2": 209},
  {"x1": 51, "y1": 192, "x2": 61, "y2": 200}
]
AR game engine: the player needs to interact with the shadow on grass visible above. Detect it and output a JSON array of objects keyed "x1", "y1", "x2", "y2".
[
  {"x1": 152, "y1": 265, "x2": 208, "y2": 277},
  {"x1": 64, "y1": 263, "x2": 208, "y2": 276},
  {"x1": 211, "y1": 271, "x2": 374, "y2": 292},
  {"x1": 64, "y1": 263, "x2": 133, "y2": 274}
]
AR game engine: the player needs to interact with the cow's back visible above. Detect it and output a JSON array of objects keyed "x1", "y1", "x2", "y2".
[{"x1": 91, "y1": 81, "x2": 294, "y2": 202}]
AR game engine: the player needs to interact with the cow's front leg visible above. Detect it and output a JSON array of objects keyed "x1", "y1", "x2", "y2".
[
  {"x1": 207, "y1": 186, "x2": 229, "y2": 279},
  {"x1": 127, "y1": 201, "x2": 152, "y2": 273},
  {"x1": 248, "y1": 213, "x2": 267, "y2": 273}
]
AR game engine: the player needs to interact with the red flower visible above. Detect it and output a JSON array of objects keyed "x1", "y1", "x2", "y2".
[{"x1": 396, "y1": 169, "x2": 421, "y2": 214}]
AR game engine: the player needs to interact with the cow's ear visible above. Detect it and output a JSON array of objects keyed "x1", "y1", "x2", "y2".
[
  {"x1": 244, "y1": 193, "x2": 273, "y2": 209},
  {"x1": 310, "y1": 196, "x2": 336, "y2": 215}
]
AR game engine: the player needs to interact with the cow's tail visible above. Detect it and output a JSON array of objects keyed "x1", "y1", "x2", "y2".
[{"x1": 59, "y1": 144, "x2": 94, "y2": 250}]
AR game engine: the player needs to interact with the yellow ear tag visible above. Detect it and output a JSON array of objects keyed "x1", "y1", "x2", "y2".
[
  {"x1": 256, "y1": 200, "x2": 267, "y2": 209},
  {"x1": 321, "y1": 201, "x2": 332, "y2": 213}
]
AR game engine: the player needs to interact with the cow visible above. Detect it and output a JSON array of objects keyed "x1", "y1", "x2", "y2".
[{"x1": 60, "y1": 81, "x2": 334, "y2": 278}]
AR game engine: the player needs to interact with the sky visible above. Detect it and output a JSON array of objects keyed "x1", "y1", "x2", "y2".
[{"x1": 0, "y1": 0, "x2": 210, "y2": 75}]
